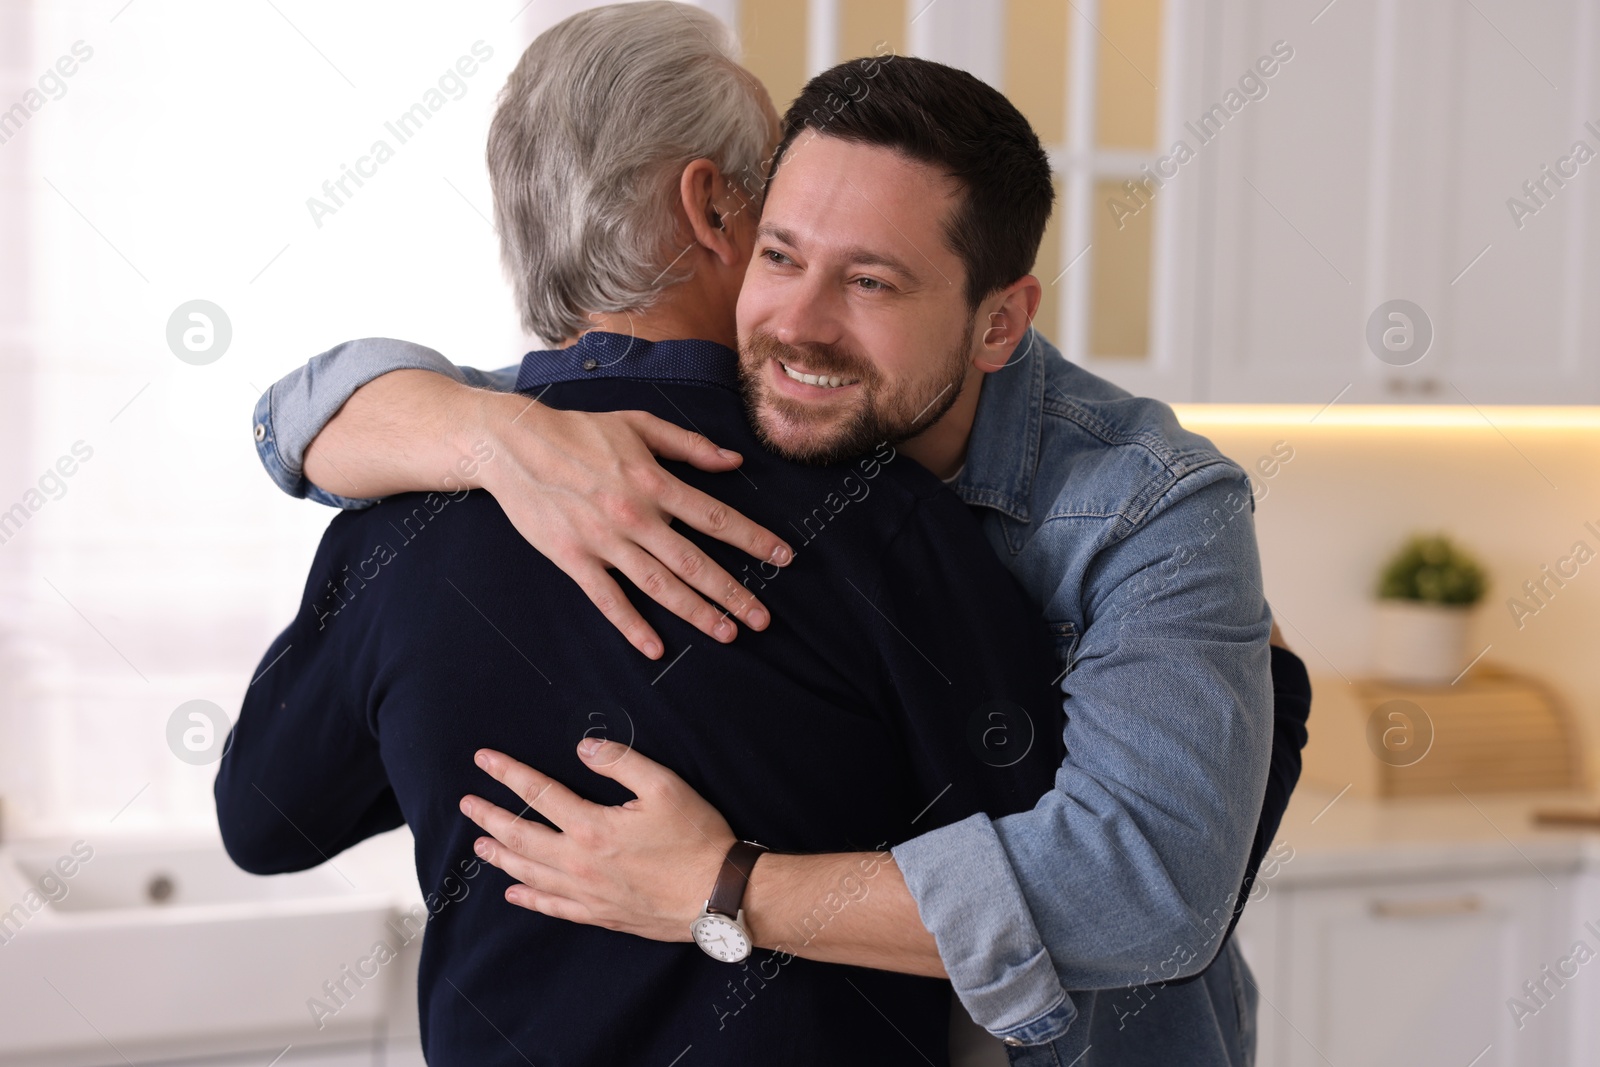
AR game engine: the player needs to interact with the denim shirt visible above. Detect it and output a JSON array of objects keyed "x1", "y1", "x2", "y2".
[
  {"x1": 251, "y1": 338, "x2": 519, "y2": 509},
  {"x1": 895, "y1": 332, "x2": 1273, "y2": 1066},
  {"x1": 252, "y1": 332, "x2": 1275, "y2": 1067}
]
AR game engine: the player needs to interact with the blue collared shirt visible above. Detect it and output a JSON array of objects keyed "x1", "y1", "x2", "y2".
[
  {"x1": 251, "y1": 331, "x2": 1279, "y2": 1067},
  {"x1": 893, "y1": 331, "x2": 1274, "y2": 1064}
]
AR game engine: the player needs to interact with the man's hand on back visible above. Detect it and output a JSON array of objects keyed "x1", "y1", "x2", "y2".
[
  {"x1": 459, "y1": 742, "x2": 732, "y2": 941},
  {"x1": 303, "y1": 369, "x2": 794, "y2": 659},
  {"x1": 471, "y1": 393, "x2": 795, "y2": 659},
  {"x1": 460, "y1": 742, "x2": 948, "y2": 976}
]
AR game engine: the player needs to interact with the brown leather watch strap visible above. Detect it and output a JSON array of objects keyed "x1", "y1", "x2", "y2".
[{"x1": 706, "y1": 840, "x2": 769, "y2": 917}]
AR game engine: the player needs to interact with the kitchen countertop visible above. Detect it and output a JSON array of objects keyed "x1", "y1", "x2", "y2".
[
  {"x1": 18, "y1": 790, "x2": 1600, "y2": 895},
  {"x1": 1266, "y1": 785, "x2": 1600, "y2": 887}
]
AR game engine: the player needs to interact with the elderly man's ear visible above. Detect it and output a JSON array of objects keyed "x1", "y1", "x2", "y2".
[{"x1": 679, "y1": 158, "x2": 749, "y2": 266}]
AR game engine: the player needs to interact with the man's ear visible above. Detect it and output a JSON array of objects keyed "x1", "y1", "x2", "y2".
[
  {"x1": 975, "y1": 275, "x2": 1043, "y2": 372},
  {"x1": 679, "y1": 158, "x2": 741, "y2": 267}
]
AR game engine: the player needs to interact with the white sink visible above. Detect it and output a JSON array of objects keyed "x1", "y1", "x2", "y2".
[{"x1": 0, "y1": 836, "x2": 407, "y2": 1066}]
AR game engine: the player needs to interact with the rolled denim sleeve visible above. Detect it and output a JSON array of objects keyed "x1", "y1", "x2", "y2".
[
  {"x1": 893, "y1": 471, "x2": 1274, "y2": 1042},
  {"x1": 251, "y1": 337, "x2": 519, "y2": 508}
]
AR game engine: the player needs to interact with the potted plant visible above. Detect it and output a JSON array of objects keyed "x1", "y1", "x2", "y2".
[{"x1": 1373, "y1": 534, "x2": 1488, "y2": 685}]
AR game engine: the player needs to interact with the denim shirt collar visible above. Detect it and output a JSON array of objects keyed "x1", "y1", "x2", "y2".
[
  {"x1": 516, "y1": 328, "x2": 1046, "y2": 526},
  {"x1": 515, "y1": 332, "x2": 742, "y2": 394},
  {"x1": 951, "y1": 327, "x2": 1048, "y2": 525}
]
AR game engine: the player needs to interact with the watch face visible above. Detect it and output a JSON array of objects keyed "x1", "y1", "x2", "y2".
[{"x1": 691, "y1": 913, "x2": 752, "y2": 963}]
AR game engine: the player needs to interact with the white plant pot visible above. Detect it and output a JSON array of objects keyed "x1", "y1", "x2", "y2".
[{"x1": 1373, "y1": 600, "x2": 1475, "y2": 686}]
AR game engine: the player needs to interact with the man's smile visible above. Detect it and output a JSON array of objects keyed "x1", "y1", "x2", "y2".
[
  {"x1": 778, "y1": 359, "x2": 860, "y2": 389},
  {"x1": 769, "y1": 357, "x2": 864, "y2": 401}
]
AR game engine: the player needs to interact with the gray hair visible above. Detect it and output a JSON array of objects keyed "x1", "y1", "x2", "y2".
[{"x1": 488, "y1": 2, "x2": 773, "y2": 341}]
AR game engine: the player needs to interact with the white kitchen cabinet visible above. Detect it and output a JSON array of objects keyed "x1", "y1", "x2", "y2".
[
  {"x1": 965, "y1": 0, "x2": 1600, "y2": 405},
  {"x1": 1279, "y1": 874, "x2": 1568, "y2": 1067},
  {"x1": 1200, "y1": 0, "x2": 1600, "y2": 406},
  {"x1": 1236, "y1": 785, "x2": 1600, "y2": 1067},
  {"x1": 1570, "y1": 861, "x2": 1600, "y2": 1066}
]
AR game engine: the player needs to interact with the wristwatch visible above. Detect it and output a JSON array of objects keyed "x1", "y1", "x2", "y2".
[{"x1": 690, "y1": 840, "x2": 769, "y2": 963}]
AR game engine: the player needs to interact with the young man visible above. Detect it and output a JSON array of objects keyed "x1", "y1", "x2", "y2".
[
  {"x1": 218, "y1": 7, "x2": 1067, "y2": 1064},
  {"x1": 249, "y1": 13, "x2": 1312, "y2": 1067}
]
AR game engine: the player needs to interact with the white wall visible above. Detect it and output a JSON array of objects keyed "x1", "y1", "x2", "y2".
[{"x1": 1181, "y1": 406, "x2": 1600, "y2": 777}]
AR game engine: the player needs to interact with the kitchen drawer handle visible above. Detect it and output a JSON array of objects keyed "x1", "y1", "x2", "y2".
[{"x1": 1369, "y1": 894, "x2": 1483, "y2": 919}]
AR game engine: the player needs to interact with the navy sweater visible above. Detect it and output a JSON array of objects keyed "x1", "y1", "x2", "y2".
[{"x1": 217, "y1": 336, "x2": 1066, "y2": 1066}]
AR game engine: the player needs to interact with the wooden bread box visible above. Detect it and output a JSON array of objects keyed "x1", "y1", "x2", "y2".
[{"x1": 1302, "y1": 667, "x2": 1583, "y2": 798}]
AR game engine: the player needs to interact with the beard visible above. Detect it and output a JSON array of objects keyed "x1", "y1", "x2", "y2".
[{"x1": 738, "y1": 329, "x2": 970, "y2": 466}]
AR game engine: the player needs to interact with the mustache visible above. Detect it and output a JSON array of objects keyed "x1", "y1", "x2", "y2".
[{"x1": 741, "y1": 331, "x2": 876, "y2": 384}]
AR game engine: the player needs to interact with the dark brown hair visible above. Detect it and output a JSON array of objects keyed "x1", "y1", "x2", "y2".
[{"x1": 770, "y1": 55, "x2": 1055, "y2": 310}]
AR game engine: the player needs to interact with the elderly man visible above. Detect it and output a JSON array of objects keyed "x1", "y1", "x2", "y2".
[{"x1": 244, "y1": 4, "x2": 1312, "y2": 1065}]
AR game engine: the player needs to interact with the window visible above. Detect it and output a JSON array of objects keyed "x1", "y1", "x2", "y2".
[
  {"x1": 3, "y1": 1, "x2": 528, "y2": 833},
  {"x1": 735, "y1": 0, "x2": 1173, "y2": 377}
]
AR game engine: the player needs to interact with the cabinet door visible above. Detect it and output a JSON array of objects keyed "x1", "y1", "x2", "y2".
[
  {"x1": 1436, "y1": 0, "x2": 1600, "y2": 406},
  {"x1": 1571, "y1": 864, "x2": 1600, "y2": 1066},
  {"x1": 1280, "y1": 873, "x2": 1569, "y2": 1067},
  {"x1": 1234, "y1": 887, "x2": 1288, "y2": 1066},
  {"x1": 1204, "y1": 0, "x2": 1600, "y2": 404}
]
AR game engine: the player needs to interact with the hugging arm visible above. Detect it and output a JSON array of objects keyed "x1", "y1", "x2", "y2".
[
  {"x1": 465, "y1": 471, "x2": 1303, "y2": 1042},
  {"x1": 893, "y1": 476, "x2": 1274, "y2": 1003},
  {"x1": 460, "y1": 480, "x2": 1068, "y2": 980},
  {"x1": 252, "y1": 340, "x2": 793, "y2": 657},
  {"x1": 465, "y1": 626, "x2": 1307, "y2": 982},
  {"x1": 460, "y1": 745, "x2": 947, "y2": 976}
]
